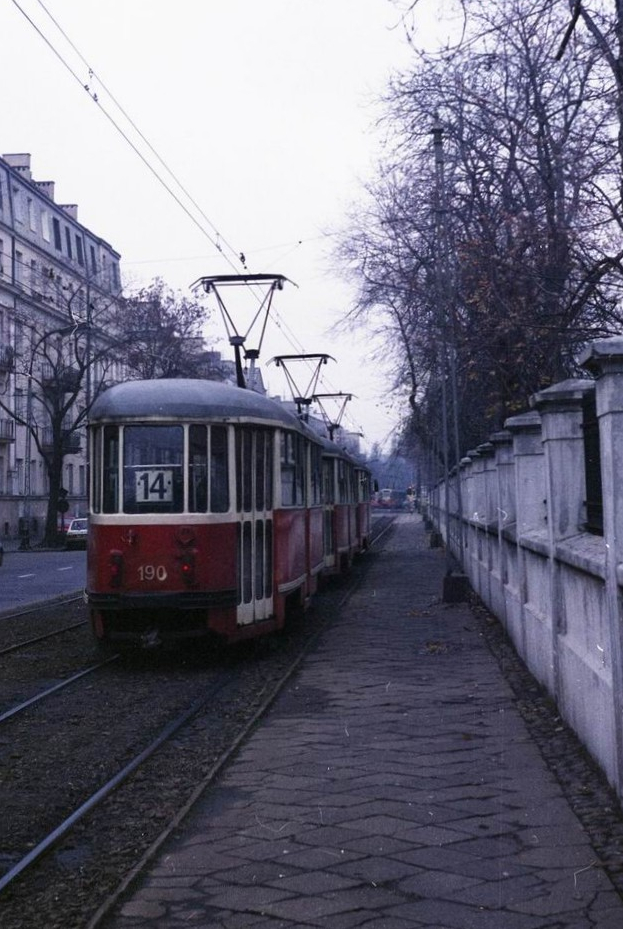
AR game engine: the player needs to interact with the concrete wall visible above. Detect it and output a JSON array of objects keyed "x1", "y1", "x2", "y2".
[{"x1": 430, "y1": 337, "x2": 623, "y2": 798}]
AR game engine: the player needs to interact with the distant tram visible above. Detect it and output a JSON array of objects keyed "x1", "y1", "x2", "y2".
[{"x1": 86, "y1": 379, "x2": 371, "y2": 647}]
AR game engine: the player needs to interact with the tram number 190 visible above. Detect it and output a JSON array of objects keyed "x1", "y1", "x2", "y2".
[{"x1": 138, "y1": 564, "x2": 168, "y2": 582}]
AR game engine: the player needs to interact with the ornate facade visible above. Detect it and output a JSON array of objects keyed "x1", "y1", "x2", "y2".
[{"x1": 0, "y1": 153, "x2": 122, "y2": 539}]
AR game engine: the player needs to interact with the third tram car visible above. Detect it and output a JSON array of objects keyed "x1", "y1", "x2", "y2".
[{"x1": 86, "y1": 378, "x2": 371, "y2": 647}]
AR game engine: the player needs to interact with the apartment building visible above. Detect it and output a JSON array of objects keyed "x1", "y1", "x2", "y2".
[{"x1": 0, "y1": 153, "x2": 122, "y2": 540}]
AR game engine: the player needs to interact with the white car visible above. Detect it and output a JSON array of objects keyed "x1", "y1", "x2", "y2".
[{"x1": 65, "y1": 518, "x2": 88, "y2": 549}]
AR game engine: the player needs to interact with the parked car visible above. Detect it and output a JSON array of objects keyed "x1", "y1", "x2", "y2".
[{"x1": 65, "y1": 518, "x2": 88, "y2": 549}]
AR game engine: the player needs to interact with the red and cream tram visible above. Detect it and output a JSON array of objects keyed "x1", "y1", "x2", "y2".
[{"x1": 86, "y1": 378, "x2": 370, "y2": 647}]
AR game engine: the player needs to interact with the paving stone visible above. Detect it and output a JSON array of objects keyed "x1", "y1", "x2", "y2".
[{"x1": 103, "y1": 518, "x2": 623, "y2": 928}]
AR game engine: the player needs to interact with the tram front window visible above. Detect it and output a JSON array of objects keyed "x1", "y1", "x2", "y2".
[{"x1": 123, "y1": 425, "x2": 184, "y2": 513}]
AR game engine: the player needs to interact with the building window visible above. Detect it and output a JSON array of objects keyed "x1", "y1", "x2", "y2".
[
  {"x1": 67, "y1": 463, "x2": 74, "y2": 495},
  {"x1": 52, "y1": 217, "x2": 62, "y2": 251},
  {"x1": 75, "y1": 235, "x2": 84, "y2": 265},
  {"x1": 65, "y1": 227, "x2": 73, "y2": 259},
  {"x1": 0, "y1": 238, "x2": 4, "y2": 277},
  {"x1": 90, "y1": 245, "x2": 96, "y2": 274},
  {"x1": 30, "y1": 259, "x2": 37, "y2": 290},
  {"x1": 13, "y1": 188, "x2": 22, "y2": 223},
  {"x1": 79, "y1": 464, "x2": 86, "y2": 496},
  {"x1": 41, "y1": 210, "x2": 50, "y2": 242},
  {"x1": 111, "y1": 262, "x2": 120, "y2": 290},
  {"x1": 28, "y1": 197, "x2": 37, "y2": 231},
  {"x1": 15, "y1": 250, "x2": 23, "y2": 285}
]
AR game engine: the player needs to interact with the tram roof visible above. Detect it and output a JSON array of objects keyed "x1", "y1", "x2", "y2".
[{"x1": 89, "y1": 378, "x2": 307, "y2": 430}]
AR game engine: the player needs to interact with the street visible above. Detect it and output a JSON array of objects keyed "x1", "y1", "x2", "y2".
[{"x1": 0, "y1": 549, "x2": 86, "y2": 613}]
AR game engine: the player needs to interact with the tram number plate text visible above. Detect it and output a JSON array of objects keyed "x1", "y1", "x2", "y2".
[
  {"x1": 138, "y1": 564, "x2": 168, "y2": 582},
  {"x1": 135, "y1": 468, "x2": 173, "y2": 503}
]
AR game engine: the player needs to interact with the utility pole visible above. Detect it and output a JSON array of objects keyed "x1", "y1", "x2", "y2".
[{"x1": 431, "y1": 116, "x2": 466, "y2": 599}]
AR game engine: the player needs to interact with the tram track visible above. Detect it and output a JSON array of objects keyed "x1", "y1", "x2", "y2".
[
  {"x1": 0, "y1": 593, "x2": 84, "y2": 623},
  {"x1": 0, "y1": 655, "x2": 118, "y2": 725},
  {"x1": 0, "y1": 594, "x2": 87, "y2": 657},
  {"x1": 0, "y1": 618, "x2": 88, "y2": 657},
  {"x1": 0, "y1": 667, "x2": 235, "y2": 895},
  {"x1": 0, "y1": 516, "x2": 398, "y2": 929}
]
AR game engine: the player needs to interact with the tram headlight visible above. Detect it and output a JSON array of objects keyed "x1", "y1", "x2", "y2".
[
  {"x1": 109, "y1": 550, "x2": 123, "y2": 588},
  {"x1": 180, "y1": 549, "x2": 197, "y2": 586}
]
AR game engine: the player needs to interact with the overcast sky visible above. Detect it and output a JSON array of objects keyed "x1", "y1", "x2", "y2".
[{"x1": 2, "y1": 0, "x2": 442, "y2": 451}]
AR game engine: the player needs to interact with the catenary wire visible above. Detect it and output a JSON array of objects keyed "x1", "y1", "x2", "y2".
[{"x1": 10, "y1": 0, "x2": 368, "y2": 440}]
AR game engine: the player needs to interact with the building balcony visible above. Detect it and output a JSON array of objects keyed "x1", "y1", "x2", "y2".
[
  {"x1": 40, "y1": 365, "x2": 81, "y2": 393},
  {"x1": 0, "y1": 419, "x2": 15, "y2": 442},
  {"x1": 40, "y1": 427, "x2": 81, "y2": 454}
]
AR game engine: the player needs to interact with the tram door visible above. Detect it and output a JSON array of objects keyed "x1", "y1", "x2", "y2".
[
  {"x1": 236, "y1": 427, "x2": 274, "y2": 625},
  {"x1": 322, "y1": 457, "x2": 336, "y2": 566}
]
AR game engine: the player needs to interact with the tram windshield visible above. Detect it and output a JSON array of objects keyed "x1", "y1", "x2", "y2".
[
  {"x1": 123, "y1": 425, "x2": 184, "y2": 513},
  {"x1": 92, "y1": 423, "x2": 230, "y2": 514}
]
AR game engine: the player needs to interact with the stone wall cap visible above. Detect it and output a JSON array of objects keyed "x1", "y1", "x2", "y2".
[
  {"x1": 504, "y1": 410, "x2": 541, "y2": 432},
  {"x1": 531, "y1": 378, "x2": 594, "y2": 409},
  {"x1": 580, "y1": 337, "x2": 623, "y2": 375}
]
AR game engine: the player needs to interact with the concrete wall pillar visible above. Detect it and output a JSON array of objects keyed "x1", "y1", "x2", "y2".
[
  {"x1": 532, "y1": 379, "x2": 594, "y2": 543},
  {"x1": 581, "y1": 338, "x2": 623, "y2": 794},
  {"x1": 531, "y1": 378, "x2": 594, "y2": 707},
  {"x1": 491, "y1": 430, "x2": 514, "y2": 533},
  {"x1": 505, "y1": 411, "x2": 545, "y2": 535}
]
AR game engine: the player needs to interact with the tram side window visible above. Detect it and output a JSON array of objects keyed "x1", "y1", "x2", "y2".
[
  {"x1": 91, "y1": 427, "x2": 102, "y2": 512},
  {"x1": 310, "y1": 443, "x2": 322, "y2": 505},
  {"x1": 189, "y1": 425, "x2": 208, "y2": 512},
  {"x1": 210, "y1": 425, "x2": 229, "y2": 513},
  {"x1": 280, "y1": 432, "x2": 305, "y2": 507},
  {"x1": 190, "y1": 424, "x2": 229, "y2": 513},
  {"x1": 357, "y1": 471, "x2": 370, "y2": 502},
  {"x1": 337, "y1": 459, "x2": 349, "y2": 503},
  {"x1": 123, "y1": 425, "x2": 183, "y2": 513},
  {"x1": 235, "y1": 427, "x2": 272, "y2": 514},
  {"x1": 103, "y1": 425, "x2": 119, "y2": 513},
  {"x1": 322, "y1": 458, "x2": 335, "y2": 505},
  {"x1": 255, "y1": 429, "x2": 266, "y2": 512}
]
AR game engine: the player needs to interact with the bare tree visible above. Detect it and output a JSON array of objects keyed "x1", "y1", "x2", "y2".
[
  {"x1": 116, "y1": 278, "x2": 214, "y2": 380},
  {"x1": 339, "y1": 0, "x2": 623, "y2": 457},
  {"x1": 0, "y1": 289, "x2": 120, "y2": 545}
]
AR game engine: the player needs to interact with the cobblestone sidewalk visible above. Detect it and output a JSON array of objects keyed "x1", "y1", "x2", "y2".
[{"x1": 103, "y1": 516, "x2": 623, "y2": 928}]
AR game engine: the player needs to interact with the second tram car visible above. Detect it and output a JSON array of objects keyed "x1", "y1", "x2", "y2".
[{"x1": 86, "y1": 378, "x2": 371, "y2": 647}]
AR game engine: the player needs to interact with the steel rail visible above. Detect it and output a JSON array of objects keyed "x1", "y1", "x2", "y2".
[
  {"x1": 0, "y1": 672, "x2": 234, "y2": 894},
  {"x1": 0, "y1": 619, "x2": 88, "y2": 657},
  {"x1": 0, "y1": 656, "x2": 118, "y2": 725},
  {"x1": 0, "y1": 594, "x2": 84, "y2": 623},
  {"x1": 369, "y1": 514, "x2": 396, "y2": 547}
]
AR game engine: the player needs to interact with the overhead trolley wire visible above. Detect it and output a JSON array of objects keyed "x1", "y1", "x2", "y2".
[
  {"x1": 10, "y1": 0, "x2": 241, "y2": 273},
  {"x1": 32, "y1": 0, "x2": 247, "y2": 273},
  {"x1": 11, "y1": 0, "x2": 367, "y2": 441}
]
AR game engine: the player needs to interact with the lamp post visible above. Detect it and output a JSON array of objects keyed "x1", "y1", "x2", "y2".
[{"x1": 431, "y1": 116, "x2": 466, "y2": 599}]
